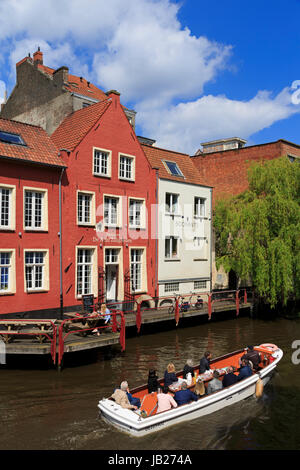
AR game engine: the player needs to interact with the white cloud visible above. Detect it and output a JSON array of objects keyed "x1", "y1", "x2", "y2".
[
  {"x1": 0, "y1": 80, "x2": 6, "y2": 105},
  {"x1": 137, "y1": 87, "x2": 300, "y2": 154},
  {"x1": 0, "y1": 0, "x2": 299, "y2": 153}
]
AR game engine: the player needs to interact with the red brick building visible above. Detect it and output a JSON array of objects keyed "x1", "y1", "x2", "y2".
[
  {"x1": 51, "y1": 90, "x2": 157, "y2": 312},
  {"x1": 0, "y1": 118, "x2": 66, "y2": 316},
  {"x1": 192, "y1": 138, "x2": 300, "y2": 206}
]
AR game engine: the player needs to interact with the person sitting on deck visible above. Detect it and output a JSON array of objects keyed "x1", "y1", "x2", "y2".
[
  {"x1": 183, "y1": 359, "x2": 195, "y2": 380},
  {"x1": 199, "y1": 351, "x2": 211, "y2": 374},
  {"x1": 207, "y1": 370, "x2": 223, "y2": 394},
  {"x1": 164, "y1": 363, "x2": 178, "y2": 387},
  {"x1": 157, "y1": 385, "x2": 178, "y2": 413},
  {"x1": 147, "y1": 369, "x2": 160, "y2": 393},
  {"x1": 92, "y1": 303, "x2": 111, "y2": 336},
  {"x1": 222, "y1": 366, "x2": 238, "y2": 388},
  {"x1": 174, "y1": 382, "x2": 198, "y2": 406},
  {"x1": 240, "y1": 346, "x2": 261, "y2": 371},
  {"x1": 237, "y1": 359, "x2": 253, "y2": 381},
  {"x1": 111, "y1": 381, "x2": 138, "y2": 410}
]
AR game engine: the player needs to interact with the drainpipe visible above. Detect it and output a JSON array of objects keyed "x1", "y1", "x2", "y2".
[
  {"x1": 154, "y1": 168, "x2": 159, "y2": 305},
  {"x1": 59, "y1": 167, "x2": 65, "y2": 319}
]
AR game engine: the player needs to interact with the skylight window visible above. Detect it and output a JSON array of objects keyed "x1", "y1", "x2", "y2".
[
  {"x1": 164, "y1": 160, "x2": 184, "y2": 177},
  {"x1": 0, "y1": 130, "x2": 26, "y2": 146}
]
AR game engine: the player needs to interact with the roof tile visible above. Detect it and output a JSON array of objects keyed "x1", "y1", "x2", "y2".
[
  {"x1": 51, "y1": 99, "x2": 112, "y2": 151},
  {"x1": 0, "y1": 118, "x2": 65, "y2": 167}
]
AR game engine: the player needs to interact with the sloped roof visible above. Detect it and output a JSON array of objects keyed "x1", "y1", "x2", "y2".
[
  {"x1": 37, "y1": 64, "x2": 108, "y2": 102},
  {"x1": 141, "y1": 144, "x2": 210, "y2": 187},
  {"x1": 0, "y1": 118, "x2": 65, "y2": 167},
  {"x1": 51, "y1": 98, "x2": 112, "y2": 151}
]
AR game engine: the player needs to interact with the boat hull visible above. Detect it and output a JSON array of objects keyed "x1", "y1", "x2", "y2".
[{"x1": 98, "y1": 348, "x2": 282, "y2": 437}]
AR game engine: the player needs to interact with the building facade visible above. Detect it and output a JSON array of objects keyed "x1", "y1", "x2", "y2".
[
  {"x1": 142, "y1": 144, "x2": 212, "y2": 302},
  {"x1": 0, "y1": 118, "x2": 66, "y2": 316},
  {"x1": 51, "y1": 90, "x2": 157, "y2": 313}
]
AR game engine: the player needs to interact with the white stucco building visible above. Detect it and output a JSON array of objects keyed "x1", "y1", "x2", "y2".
[{"x1": 142, "y1": 144, "x2": 212, "y2": 301}]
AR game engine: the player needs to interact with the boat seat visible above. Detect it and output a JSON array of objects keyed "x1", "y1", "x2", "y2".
[{"x1": 140, "y1": 392, "x2": 158, "y2": 417}]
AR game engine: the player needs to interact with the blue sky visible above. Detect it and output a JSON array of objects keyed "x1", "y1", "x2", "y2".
[{"x1": 1, "y1": 0, "x2": 300, "y2": 153}]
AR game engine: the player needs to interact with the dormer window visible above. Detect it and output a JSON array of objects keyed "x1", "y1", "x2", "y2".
[
  {"x1": 0, "y1": 130, "x2": 26, "y2": 146},
  {"x1": 164, "y1": 160, "x2": 184, "y2": 177}
]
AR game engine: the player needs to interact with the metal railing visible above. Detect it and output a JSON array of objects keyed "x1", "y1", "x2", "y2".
[{"x1": 57, "y1": 310, "x2": 125, "y2": 366}]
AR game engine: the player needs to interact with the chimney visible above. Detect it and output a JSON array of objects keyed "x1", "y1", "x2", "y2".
[
  {"x1": 33, "y1": 47, "x2": 43, "y2": 66},
  {"x1": 53, "y1": 66, "x2": 69, "y2": 86},
  {"x1": 105, "y1": 89, "x2": 120, "y2": 104},
  {"x1": 201, "y1": 137, "x2": 247, "y2": 154}
]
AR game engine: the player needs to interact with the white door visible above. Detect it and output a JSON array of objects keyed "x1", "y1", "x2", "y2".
[{"x1": 106, "y1": 265, "x2": 117, "y2": 301}]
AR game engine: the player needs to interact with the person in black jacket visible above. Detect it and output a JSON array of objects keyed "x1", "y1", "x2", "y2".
[
  {"x1": 183, "y1": 359, "x2": 195, "y2": 379},
  {"x1": 222, "y1": 366, "x2": 238, "y2": 388},
  {"x1": 199, "y1": 351, "x2": 211, "y2": 374},
  {"x1": 164, "y1": 363, "x2": 178, "y2": 387},
  {"x1": 147, "y1": 369, "x2": 160, "y2": 393}
]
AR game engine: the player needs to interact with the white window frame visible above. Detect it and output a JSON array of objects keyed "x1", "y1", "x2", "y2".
[
  {"x1": 128, "y1": 198, "x2": 145, "y2": 229},
  {"x1": 24, "y1": 250, "x2": 49, "y2": 292},
  {"x1": 0, "y1": 184, "x2": 16, "y2": 231},
  {"x1": 165, "y1": 193, "x2": 179, "y2": 215},
  {"x1": 103, "y1": 194, "x2": 122, "y2": 227},
  {"x1": 105, "y1": 248, "x2": 120, "y2": 265},
  {"x1": 165, "y1": 236, "x2": 179, "y2": 260},
  {"x1": 23, "y1": 187, "x2": 48, "y2": 231},
  {"x1": 119, "y1": 153, "x2": 135, "y2": 182},
  {"x1": 93, "y1": 147, "x2": 112, "y2": 178},
  {"x1": 0, "y1": 249, "x2": 16, "y2": 294},
  {"x1": 77, "y1": 190, "x2": 95, "y2": 226},
  {"x1": 76, "y1": 246, "x2": 97, "y2": 298},
  {"x1": 130, "y1": 248, "x2": 145, "y2": 293},
  {"x1": 194, "y1": 197, "x2": 206, "y2": 218}
]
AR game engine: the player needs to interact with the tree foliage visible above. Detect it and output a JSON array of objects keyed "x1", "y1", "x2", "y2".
[{"x1": 214, "y1": 157, "x2": 300, "y2": 307}]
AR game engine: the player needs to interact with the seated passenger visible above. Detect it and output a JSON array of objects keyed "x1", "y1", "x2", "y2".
[
  {"x1": 147, "y1": 369, "x2": 160, "y2": 393},
  {"x1": 174, "y1": 382, "x2": 198, "y2": 406},
  {"x1": 164, "y1": 363, "x2": 178, "y2": 387},
  {"x1": 199, "y1": 351, "x2": 211, "y2": 374},
  {"x1": 183, "y1": 359, "x2": 195, "y2": 379},
  {"x1": 240, "y1": 345, "x2": 261, "y2": 371},
  {"x1": 222, "y1": 366, "x2": 238, "y2": 388},
  {"x1": 206, "y1": 370, "x2": 223, "y2": 394},
  {"x1": 194, "y1": 379, "x2": 206, "y2": 397},
  {"x1": 237, "y1": 359, "x2": 253, "y2": 381},
  {"x1": 157, "y1": 385, "x2": 178, "y2": 413},
  {"x1": 111, "y1": 381, "x2": 138, "y2": 410}
]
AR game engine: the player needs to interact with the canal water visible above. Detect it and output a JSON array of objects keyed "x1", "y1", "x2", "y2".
[{"x1": 0, "y1": 315, "x2": 300, "y2": 450}]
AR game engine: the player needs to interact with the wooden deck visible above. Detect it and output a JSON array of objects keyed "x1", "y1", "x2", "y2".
[{"x1": 1, "y1": 299, "x2": 251, "y2": 360}]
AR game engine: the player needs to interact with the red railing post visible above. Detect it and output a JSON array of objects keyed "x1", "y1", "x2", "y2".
[
  {"x1": 112, "y1": 310, "x2": 117, "y2": 333},
  {"x1": 244, "y1": 289, "x2": 247, "y2": 304},
  {"x1": 236, "y1": 290, "x2": 240, "y2": 316},
  {"x1": 175, "y1": 297, "x2": 180, "y2": 326},
  {"x1": 119, "y1": 311, "x2": 126, "y2": 352},
  {"x1": 136, "y1": 302, "x2": 142, "y2": 333},
  {"x1": 208, "y1": 294, "x2": 212, "y2": 320}
]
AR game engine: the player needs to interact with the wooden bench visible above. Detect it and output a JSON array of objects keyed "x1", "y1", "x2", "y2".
[{"x1": 0, "y1": 320, "x2": 56, "y2": 343}]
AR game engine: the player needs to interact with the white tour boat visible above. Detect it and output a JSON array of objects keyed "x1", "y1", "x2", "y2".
[{"x1": 98, "y1": 344, "x2": 283, "y2": 437}]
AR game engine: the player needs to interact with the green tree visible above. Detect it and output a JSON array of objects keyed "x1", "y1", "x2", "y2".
[{"x1": 214, "y1": 157, "x2": 300, "y2": 308}]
